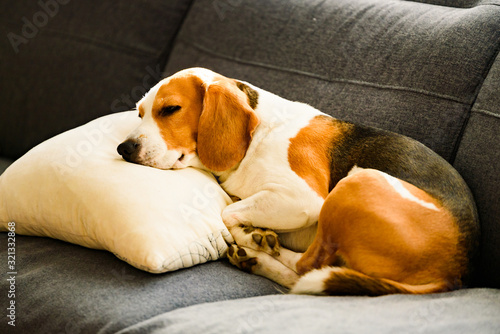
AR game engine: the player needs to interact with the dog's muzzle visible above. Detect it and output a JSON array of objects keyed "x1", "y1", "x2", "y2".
[{"x1": 117, "y1": 140, "x2": 141, "y2": 163}]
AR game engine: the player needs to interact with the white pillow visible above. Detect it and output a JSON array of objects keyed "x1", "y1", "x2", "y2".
[{"x1": 0, "y1": 111, "x2": 233, "y2": 273}]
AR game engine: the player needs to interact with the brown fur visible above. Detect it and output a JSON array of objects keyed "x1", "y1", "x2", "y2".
[
  {"x1": 126, "y1": 69, "x2": 478, "y2": 296},
  {"x1": 288, "y1": 116, "x2": 342, "y2": 198},
  {"x1": 197, "y1": 79, "x2": 260, "y2": 171},
  {"x1": 297, "y1": 169, "x2": 461, "y2": 295},
  {"x1": 152, "y1": 75, "x2": 205, "y2": 156},
  {"x1": 138, "y1": 105, "x2": 145, "y2": 118},
  {"x1": 144, "y1": 73, "x2": 260, "y2": 172},
  {"x1": 321, "y1": 267, "x2": 449, "y2": 296}
]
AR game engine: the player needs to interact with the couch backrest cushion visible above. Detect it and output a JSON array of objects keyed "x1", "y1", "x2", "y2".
[
  {"x1": 455, "y1": 54, "x2": 500, "y2": 288},
  {"x1": 0, "y1": 0, "x2": 193, "y2": 159},
  {"x1": 165, "y1": 0, "x2": 500, "y2": 288}
]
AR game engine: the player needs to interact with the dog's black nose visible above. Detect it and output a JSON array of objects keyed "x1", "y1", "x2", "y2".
[{"x1": 117, "y1": 140, "x2": 140, "y2": 162}]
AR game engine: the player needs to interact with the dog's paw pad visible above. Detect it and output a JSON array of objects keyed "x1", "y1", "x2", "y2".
[
  {"x1": 250, "y1": 229, "x2": 280, "y2": 256},
  {"x1": 227, "y1": 245, "x2": 258, "y2": 273},
  {"x1": 229, "y1": 225, "x2": 281, "y2": 256},
  {"x1": 237, "y1": 247, "x2": 247, "y2": 257},
  {"x1": 266, "y1": 234, "x2": 277, "y2": 249},
  {"x1": 252, "y1": 233, "x2": 263, "y2": 245}
]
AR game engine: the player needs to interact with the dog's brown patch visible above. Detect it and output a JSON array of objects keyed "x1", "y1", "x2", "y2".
[
  {"x1": 297, "y1": 169, "x2": 461, "y2": 294},
  {"x1": 197, "y1": 78, "x2": 260, "y2": 171},
  {"x1": 151, "y1": 75, "x2": 205, "y2": 155},
  {"x1": 138, "y1": 105, "x2": 145, "y2": 118},
  {"x1": 288, "y1": 115, "x2": 342, "y2": 198}
]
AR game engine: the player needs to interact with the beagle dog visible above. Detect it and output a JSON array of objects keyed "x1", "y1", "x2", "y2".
[{"x1": 118, "y1": 68, "x2": 479, "y2": 295}]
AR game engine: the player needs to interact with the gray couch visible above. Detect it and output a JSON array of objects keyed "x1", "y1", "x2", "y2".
[{"x1": 1, "y1": 0, "x2": 500, "y2": 333}]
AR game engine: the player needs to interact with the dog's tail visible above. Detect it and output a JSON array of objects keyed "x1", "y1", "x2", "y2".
[{"x1": 291, "y1": 267, "x2": 450, "y2": 296}]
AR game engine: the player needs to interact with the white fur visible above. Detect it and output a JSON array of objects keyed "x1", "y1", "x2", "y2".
[
  {"x1": 125, "y1": 68, "x2": 216, "y2": 170},
  {"x1": 290, "y1": 267, "x2": 332, "y2": 294},
  {"x1": 124, "y1": 79, "x2": 180, "y2": 169},
  {"x1": 123, "y1": 68, "x2": 445, "y2": 291},
  {"x1": 347, "y1": 165, "x2": 365, "y2": 176},
  {"x1": 380, "y1": 171, "x2": 440, "y2": 211},
  {"x1": 230, "y1": 246, "x2": 300, "y2": 288},
  {"x1": 350, "y1": 166, "x2": 439, "y2": 211},
  {"x1": 215, "y1": 83, "x2": 326, "y2": 251},
  {"x1": 124, "y1": 68, "x2": 326, "y2": 252}
]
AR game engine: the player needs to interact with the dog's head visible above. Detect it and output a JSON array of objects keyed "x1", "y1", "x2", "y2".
[{"x1": 117, "y1": 68, "x2": 260, "y2": 172}]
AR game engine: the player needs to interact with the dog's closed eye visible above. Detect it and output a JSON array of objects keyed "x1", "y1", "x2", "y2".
[{"x1": 159, "y1": 105, "x2": 181, "y2": 117}]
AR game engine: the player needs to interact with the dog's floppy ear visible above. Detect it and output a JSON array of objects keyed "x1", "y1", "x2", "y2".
[{"x1": 197, "y1": 79, "x2": 260, "y2": 172}]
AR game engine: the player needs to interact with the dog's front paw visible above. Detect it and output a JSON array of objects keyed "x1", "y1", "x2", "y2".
[
  {"x1": 248, "y1": 227, "x2": 281, "y2": 256},
  {"x1": 231, "y1": 225, "x2": 281, "y2": 256},
  {"x1": 227, "y1": 244, "x2": 258, "y2": 273}
]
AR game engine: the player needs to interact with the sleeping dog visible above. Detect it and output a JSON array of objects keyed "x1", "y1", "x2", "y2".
[{"x1": 117, "y1": 68, "x2": 479, "y2": 295}]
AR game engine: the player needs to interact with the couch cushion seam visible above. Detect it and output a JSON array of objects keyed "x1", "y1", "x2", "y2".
[
  {"x1": 466, "y1": 3, "x2": 500, "y2": 8},
  {"x1": 449, "y1": 39, "x2": 500, "y2": 164},
  {"x1": 471, "y1": 108, "x2": 500, "y2": 119},
  {"x1": 156, "y1": 0, "x2": 196, "y2": 75},
  {"x1": 180, "y1": 39, "x2": 472, "y2": 105}
]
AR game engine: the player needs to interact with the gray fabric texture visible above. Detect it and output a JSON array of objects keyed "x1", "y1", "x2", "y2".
[
  {"x1": 165, "y1": 0, "x2": 500, "y2": 161},
  {"x1": 455, "y1": 53, "x2": 500, "y2": 288},
  {"x1": 117, "y1": 289, "x2": 500, "y2": 334},
  {"x1": 0, "y1": 0, "x2": 499, "y2": 332},
  {"x1": 0, "y1": 234, "x2": 281, "y2": 334},
  {"x1": 166, "y1": 0, "x2": 500, "y2": 288},
  {"x1": 0, "y1": 0, "x2": 193, "y2": 159}
]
